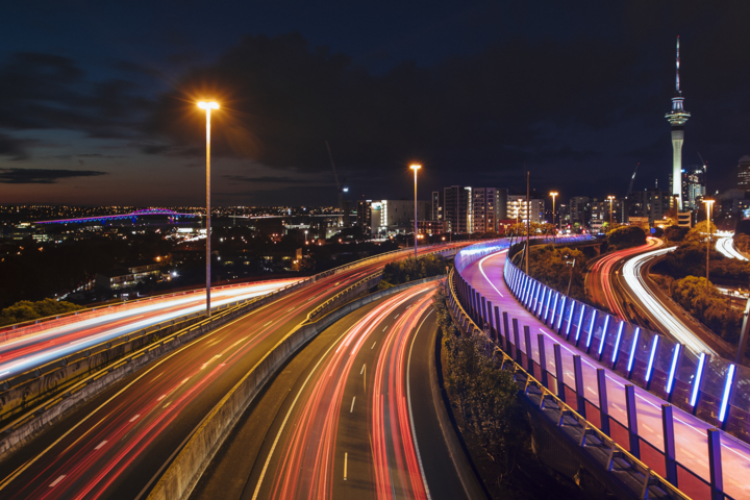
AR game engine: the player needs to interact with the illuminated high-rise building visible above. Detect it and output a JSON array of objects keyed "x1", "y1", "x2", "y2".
[{"x1": 665, "y1": 36, "x2": 691, "y2": 210}]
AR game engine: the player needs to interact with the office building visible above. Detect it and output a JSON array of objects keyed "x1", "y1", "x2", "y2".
[
  {"x1": 737, "y1": 156, "x2": 750, "y2": 190},
  {"x1": 507, "y1": 195, "x2": 544, "y2": 223},
  {"x1": 443, "y1": 186, "x2": 473, "y2": 233}
]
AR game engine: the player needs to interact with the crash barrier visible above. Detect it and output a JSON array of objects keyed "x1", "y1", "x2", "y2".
[
  {"x1": 0, "y1": 278, "x2": 298, "y2": 342},
  {"x1": 0, "y1": 312, "x2": 205, "y2": 426},
  {"x1": 446, "y1": 268, "x2": 692, "y2": 500},
  {"x1": 146, "y1": 276, "x2": 445, "y2": 500},
  {"x1": 453, "y1": 239, "x2": 748, "y2": 499}
]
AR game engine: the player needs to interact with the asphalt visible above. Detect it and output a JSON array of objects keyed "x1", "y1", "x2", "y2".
[
  {"x1": 192, "y1": 281, "x2": 485, "y2": 500},
  {"x1": 0, "y1": 245, "x2": 461, "y2": 500}
]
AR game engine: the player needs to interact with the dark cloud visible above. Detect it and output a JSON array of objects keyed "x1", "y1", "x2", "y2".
[
  {"x1": 0, "y1": 133, "x2": 34, "y2": 160},
  {"x1": 0, "y1": 52, "x2": 153, "y2": 141},
  {"x1": 0, "y1": 168, "x2": 108, "y2": 184},
  {"x1": 223, "y1": 174, "x2": 330, "y2": 185}
]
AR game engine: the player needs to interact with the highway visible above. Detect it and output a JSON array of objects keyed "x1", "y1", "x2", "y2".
[
  {"x1": 0, "y1": 244, "x2": 462, "y2": 500},
  {"x1": 192, "y1": 281, "x2": 485, "y2": 500},
  {"x1": 463, "y1": 249, "x2": 750, "y2": 499},
  {"x1": 585, "y1": 238, "x2": 663, "y2": 320},
  {"x1": 0, "y1": 280, "x2": 296, "y2": 378},
  {"x1": 716, "y1": 232, "x2": 748, "y2": 261}
]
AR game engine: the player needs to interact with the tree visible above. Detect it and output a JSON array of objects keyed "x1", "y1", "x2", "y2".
[
  {"x1": 528, "y1": 245, "x2": 588, "y2": 301},
  {"x1": 683, "y1": 220, "x2": 718, "y2": 247},
  {"x1": 378, "y1": 254, "x2": 447, "y2": 289},
  {"x1": 670, "y1": 276, "x2": 741, "y2": 343},
  {"x1": 605, "y1": 225, "x2": 646, "y2": 250},
  {"x1": 0, "y1": 298, "x2": 83, "y2": 327},
  {"x1": 735, "y1": 233, "x2": 750, "y2": 254},
  {"x1": 665, "y1": 225, "x2": 689, "y2": 243}
]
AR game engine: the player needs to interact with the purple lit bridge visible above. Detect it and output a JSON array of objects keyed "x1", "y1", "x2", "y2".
[{"x1": 35, "y1": 208, "x2": 198, "y2": 225}]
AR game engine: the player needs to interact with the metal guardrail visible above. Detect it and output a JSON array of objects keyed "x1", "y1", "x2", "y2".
[{"x1": 446, "y1": 267, "x2": 691, "y2": 500}]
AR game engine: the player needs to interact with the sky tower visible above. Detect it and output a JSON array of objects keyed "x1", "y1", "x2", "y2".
[{"x1": 665, "y1": 36, "x2": 691, "y2": 210}]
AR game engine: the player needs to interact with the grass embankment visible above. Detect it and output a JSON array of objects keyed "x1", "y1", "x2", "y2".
[{"x1": 433, "y1": 288, "x2": 593, "y2": 499}]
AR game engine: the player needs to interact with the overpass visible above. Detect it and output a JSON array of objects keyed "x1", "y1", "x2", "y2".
[{"x1": 453, "y1": 239, "x2": 750, "y2": 500}]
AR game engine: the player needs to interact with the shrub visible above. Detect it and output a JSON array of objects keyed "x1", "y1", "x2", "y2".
[
  {"x1": 377, "y1": 254, "x2": 447, "y2": 289},
  {"x1": 605, "y1": 225, "x2": 646, "y2": 250},
  {"x1": 528, "y1": 245, "x2": 588, "y2": 301},
  {"x1": 0, "y1": 298, "x2": 83, "y2": 327}
]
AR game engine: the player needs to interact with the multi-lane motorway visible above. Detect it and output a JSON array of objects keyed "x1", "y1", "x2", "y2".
[
  {"x1": 0, "y1": 244, "x2": 462, "y2": 500},
  {"x1": 192, "y1": 280, "x2": 484, "y2": 500},
  {"x1": 0, "y1": 280, "x2": 296, "y2": 378}
]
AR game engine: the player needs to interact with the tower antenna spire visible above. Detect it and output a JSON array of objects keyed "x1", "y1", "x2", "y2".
[{"x1": 676, "y1": 36, "x2": 681, "y2": 95}]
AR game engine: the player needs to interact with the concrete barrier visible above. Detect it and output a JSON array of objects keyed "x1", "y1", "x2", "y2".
[
  {"x1": 147, "y1": 275, "x2": 445, "y2": 500},
  {"x1": 0, "y1": 278, "x2": 313, "y2": 462}
]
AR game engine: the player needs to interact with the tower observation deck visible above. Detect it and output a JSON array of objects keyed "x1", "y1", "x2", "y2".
[{"x1": 665, "y1": 36, "x2": 691, "y2": 210}]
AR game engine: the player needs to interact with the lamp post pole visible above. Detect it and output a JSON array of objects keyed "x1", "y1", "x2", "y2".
[
  {"x1": 198, "y1": 101, "x2": 219, "y2": 317},
  {"x1": 608, "y1": 196, "x2": 615, "y2": 227},
  {"x1": 550, "y1": 191, "x2": 558, "y2": 233},
  {"x1": 704, "y1": 199, "x2": 715, "y2": 289},
  {"x1": 410, "y1": 164, "x2": 421, "y2": 259}
]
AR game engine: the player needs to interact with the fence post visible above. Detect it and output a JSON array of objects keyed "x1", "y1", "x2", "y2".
[
  {"x1": 487, "y1": 300, "x2": 495, "y2": 341},
  {"x1": 481, "y1": 296, "x2": 488, "y2": 327},
  {"x1": 661, "y1": 404, "x2": 678, "y2": 487},
  {"x1": 554, "y1": 343, "x2": 565, "y2": 403},
  {"x1": 708, "y1": 428, "x2": 724, "y2": 500},
  {"x1": 573, "y1": 355, "x2": 586, "y2": 418},
  {"x1": 513, "y1": 319, "x2": 522, "y2": 364},
  {"x1": 524, "y1": 325, "x2": 534, "y2": 373},
  {"x1": 494, "y1": 306, "x2": 501, "y2": 345},
  {"x1": 597, "y1": 369, "x2": 609, "y2": 436},
  {"x1": 625, "y1": 384, "x2": 640, "y2": 459},
  {"x1": 502, "y1": 312, "x2": 510, "y2": 353},
  {"x1": 538, "y1": 334, "x2": 548, "y2": 388}
]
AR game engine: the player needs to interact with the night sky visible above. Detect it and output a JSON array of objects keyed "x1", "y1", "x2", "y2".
[{"x1": 1, "y1": 1, "x2": 749, "y2": 207}]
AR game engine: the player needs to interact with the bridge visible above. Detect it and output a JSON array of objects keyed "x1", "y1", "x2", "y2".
[
  {"x1": 453, "y1": 238, "x2": 750, "y2": 500},
  {"x1": 34, "y1": 208, "x2": 198, "y2": 225}
]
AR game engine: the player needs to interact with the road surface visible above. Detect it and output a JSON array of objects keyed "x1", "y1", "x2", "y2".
[
  {"x1": 193, "y1": 281, "x2": 485, "y2": 500},
  {"x1": 0, "y1": 244, "x2": 462, "y2": 500}
]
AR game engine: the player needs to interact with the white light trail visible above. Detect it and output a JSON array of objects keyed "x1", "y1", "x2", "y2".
[{"x1": 622, "y1": 246, "x2": 716, "y2": 355}]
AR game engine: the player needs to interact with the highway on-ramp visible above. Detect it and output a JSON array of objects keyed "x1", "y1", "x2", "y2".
[{"x1": 0, "y1": 244, "x2": 463, "y2": 500}]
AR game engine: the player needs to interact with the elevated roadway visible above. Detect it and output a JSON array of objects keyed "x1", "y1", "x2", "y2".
[
  {"x1": 0, "y1": 243, "x2": 464, "y2": 500},
  {"x1": 461, "y1": 249, "x2": 750, "y2": 499}
]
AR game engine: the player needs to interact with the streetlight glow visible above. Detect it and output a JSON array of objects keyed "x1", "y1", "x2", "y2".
[
  {"x1": 198, "y1": 101, "x2": 219, "y2": 110},
  {"x1": 549, "y1": 191, "x2": 558, "y2": 231},
  {"x1": 703, "y1": 199, "x2": 715, "y2": 288}
]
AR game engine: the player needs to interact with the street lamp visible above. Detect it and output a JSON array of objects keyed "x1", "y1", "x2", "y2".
[
  {"x1": 410, "y1": 164, "x2": 421, "y2": 259},
  {"x1": 703, "y1": 199, "x2": 715, "y2": 289},
  {"x1": 549, "y1": 191, "x2": 558, "y2": 231},
  {"x1": 607, "y1": 196, "x2": 615, "y2": 226},
  {"x1": 198, "y1": 101, "x2": 219, "y2": 317}
]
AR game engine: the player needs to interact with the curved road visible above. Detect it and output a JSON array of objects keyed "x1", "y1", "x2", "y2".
[
  {"x1": 585, "y1": 238, "x2": 663, "y2": 321},
  {"x1": 192, "y1": 282, "x2": 485, "y2": 500},
  {"x1": 0, "y1": 244, "x2": 463, "y2": 500},
  {"x1": 464, "y1": 249, "x2": 750, "y2": 499}
]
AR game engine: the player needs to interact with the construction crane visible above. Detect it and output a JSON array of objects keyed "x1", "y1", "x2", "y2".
[{"x1": 626, "y1": 162, "x2": 639, "y2": 197}]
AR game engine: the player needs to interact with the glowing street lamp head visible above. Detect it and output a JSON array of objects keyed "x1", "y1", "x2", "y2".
[
  {"x1": 198, "y1": 101, "x2": 219, "y2": 110},
  {"x1": 410, "y1": 163, "x2": 422, "y2": 171},
  {"x1": 549, "y1": 191, "x2": 558, "y2": 198},
  {"x1": 608, "y1": 195, "x2": 615, "y2": 201}
]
